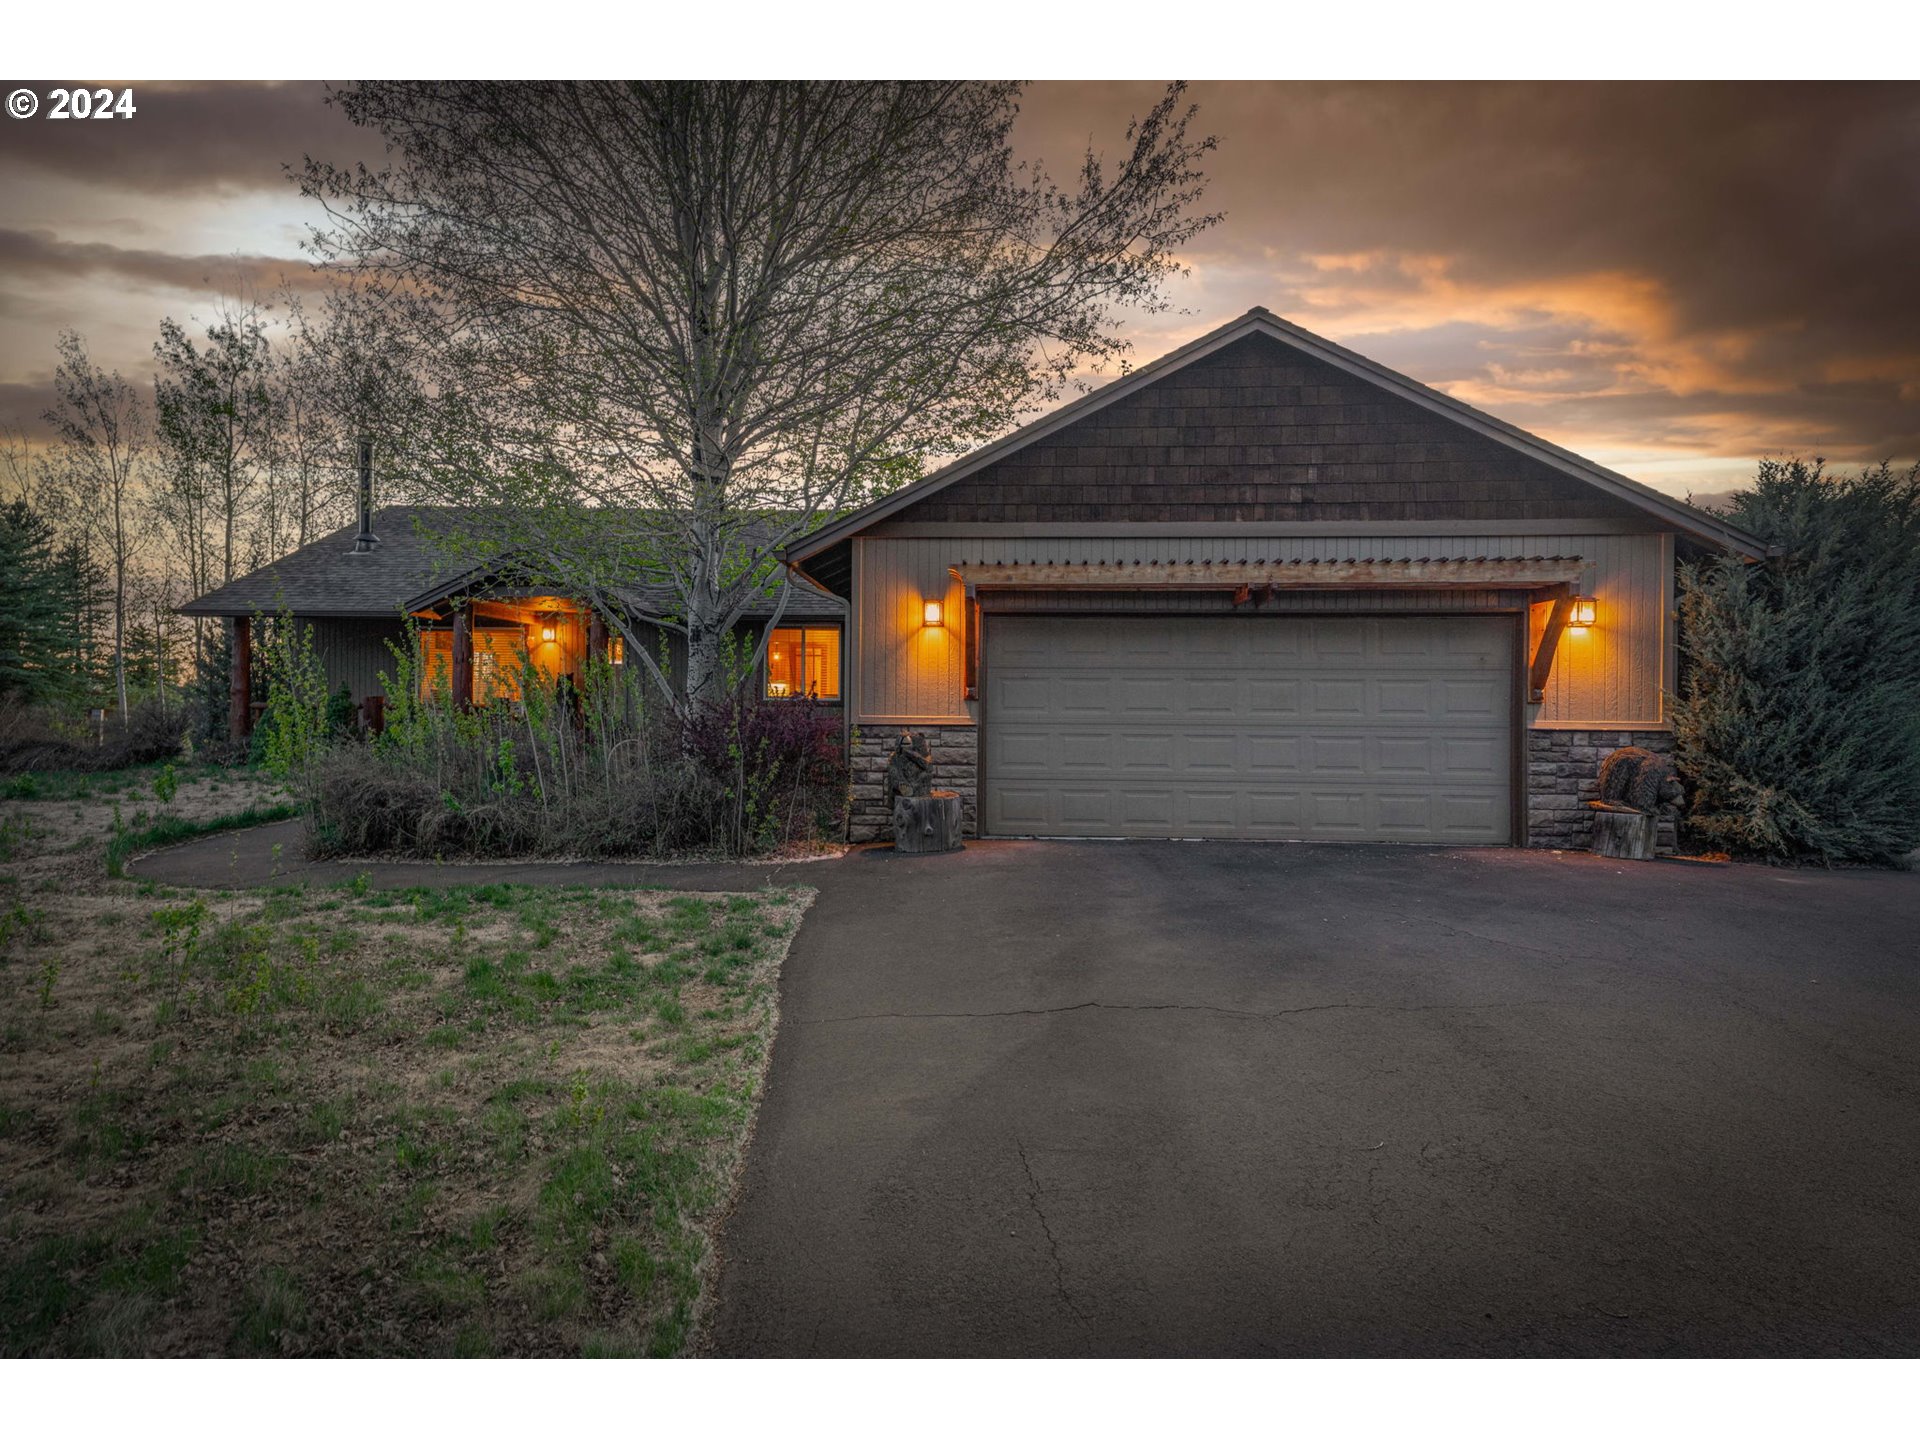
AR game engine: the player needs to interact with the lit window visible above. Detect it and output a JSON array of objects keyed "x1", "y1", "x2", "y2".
[
  {"x1": 766, "y1": 626, "x2": 840, "y2": 700},
  {"x1": 608, "y1": 635, "x2": 625, "y2": 666}
]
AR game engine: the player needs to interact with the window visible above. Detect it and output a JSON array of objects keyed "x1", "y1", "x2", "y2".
[
  {"x1": 766, "y1": 626, "x2": 840, "y2": 700},
  {"x1": 607, "y1": 635, "x2": 625, "y2": 666}
]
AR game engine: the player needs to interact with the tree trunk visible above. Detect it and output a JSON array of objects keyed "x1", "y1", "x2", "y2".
[
  {"x1": 684, "y1": 587, "x2": 727, "y2": 712},
  {"x1": 113, "y1": 573, "x2": 127, "y2": 721},
  {"x1": 1589, "y1": 803, "x2": 1656, "y2": 860},
  {"x1": 893, "y1": 789, "x2": 962, "y2": 854}
]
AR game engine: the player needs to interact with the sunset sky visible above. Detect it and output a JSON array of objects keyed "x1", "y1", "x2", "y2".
[{"x1": 2, "y1": 79, "x2": 1916, "y2": 503}]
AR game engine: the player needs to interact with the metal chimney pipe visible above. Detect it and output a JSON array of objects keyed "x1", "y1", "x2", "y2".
[{"x1": 350, "y1": 437, "x2": 380, "y2": 552}]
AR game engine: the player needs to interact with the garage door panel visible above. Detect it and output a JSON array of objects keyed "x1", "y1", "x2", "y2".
[
  {"x1": 1185, "y1": 734, "x2": 1240, "y2": 774},
  {"x1": 1057, "y1": 675, "x2": 1115, "y2": 715},
  {"x1": 1185, "y1": 678, "x2": 1239, "y2": 715},
  {"x1": 1246, "y1": 624, "x2": 1305, "y2": 657},
  {"x1": 1305, "y1": 735, "x2": 1367, "y2": 775},
  {"x1": 1247, "y1": 678, "x2": 1303, "y2": 717},
  {"x1": 1375, "y1": 678, "x2": 1435, "y2": 717},
  {"x1": 1181, "y1": 790, "x2": 1241, "y2": 829},
  {"x1": 1374, "y1": 793, "x2": 1437, "y2": 835},
  {"x1": 1309, "y1": 679, "x2": 1367, "y2": 717},
  {"x1": 1116, "y1": 676, "x2": 1177, "y2": 715},
  {"x1": 1375, "y1": 735, "x2": 1436, "y2": 777},
  {"x1": 1057, "y1": 788, "x2": 1117, "y2": 825},
  {"x1": 1438, "y1": 734, "x2": 1502, "y2": 778},
  {"x1": 983, "y1": 615, "x2": 1512, "y2": 843},
  {"x1": 1311, "y1": 625, "x2": 1367, "y2": 657},
  {"x1": 989, "y1": 729, "x2": 1055, "y2": 773},
  {"x1": 1245, "y1": 791, "x2": 1305, "y2": 833},
  {"x1": 1120, "y1": 789, "x2": 1174, "y2": 827},
  {"x1": 1442, "y1": 678, "x2": 1506, "y2": 718},
  {"x1": 1116, "y1": 733, "x2": 1175, "y2": 773},
  {"x1": 1247, "y1": 734, "x2": 1304, "y2": 772},
  {"x1": 994, "y1": 674, "x2": 1054, "y2": 719}
]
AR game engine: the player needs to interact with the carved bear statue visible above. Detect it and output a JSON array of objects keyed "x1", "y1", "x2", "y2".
[
  {"x1": 1596, "y1": 745, "x2": 1685, "y2": 816},
  {"x1": 884, "y1": 729, "x2": 934, "y2": 800}
]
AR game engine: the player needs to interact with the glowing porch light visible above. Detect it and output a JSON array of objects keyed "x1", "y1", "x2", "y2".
[
  {"x1": 923, "y1": 600, "x2": 944, "y2": 627},
  {"x1": 1570, "y1": 596, "x2": 1597, "y2": 630}
]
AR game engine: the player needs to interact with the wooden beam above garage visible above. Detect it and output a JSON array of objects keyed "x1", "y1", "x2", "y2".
[{"x1": 951, "y1": 556, "x2": 1589, "y2": 592}]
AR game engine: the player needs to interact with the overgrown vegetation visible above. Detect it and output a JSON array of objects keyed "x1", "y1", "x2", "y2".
[
  {"x1": 288, "y1": 627, "x2": 846, "y2": 861},
  {"x1": 1674, "y1": 458, "x2": 1920, "y2": 864},
  {"x1": 0, "y1": 774, "x2": 811, "y2": 1357},
  {"x1": 0, "y1": 698, "x2": 187, "y2": 779}
]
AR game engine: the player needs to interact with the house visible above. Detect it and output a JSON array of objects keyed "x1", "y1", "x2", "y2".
[
  {"x1": 784, "y1": 307, "x2": 1767, "y2": 849},
  {"x1": 179, "y1": 504, "x2": 847, "y2": 737}
]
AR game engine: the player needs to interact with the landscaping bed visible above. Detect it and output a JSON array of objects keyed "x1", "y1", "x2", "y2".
[{"x1": 0, "y1": 769, "x2": 810, "y2": 1356}]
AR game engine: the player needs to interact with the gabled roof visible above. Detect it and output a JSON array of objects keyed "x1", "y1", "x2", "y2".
[
  {"x1": 181, "y1": 505, "x2": 844, "y2": 622},
  {"x1": 786, "y1": 307, "x2": 1770, "y2": 567}
]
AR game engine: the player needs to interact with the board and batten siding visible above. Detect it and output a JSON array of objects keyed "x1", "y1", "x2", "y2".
[
  {"x1": 851, "y1": 529, "x2": 1674, "y2": 730},
  {"x1": 306, "y1": 618, "x2": 409, "y2": 702}
]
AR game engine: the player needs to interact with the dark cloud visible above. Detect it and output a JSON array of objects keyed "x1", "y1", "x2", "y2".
[
  {"x1": 0, "y1": 227, "x2": 327, "y2": 295},
  {"x1": 2, "y1": 81, "x2": 1916, "y2": 490},
  {"x1": 0, "y1": 81, "x2": 376, "y2": 195},
  {"x1": 1018, "y1": 82, "x2": 1920, "y2": 475},
  {"x1": 0, "y1": 380, "x2": 59, "y2": 437}
]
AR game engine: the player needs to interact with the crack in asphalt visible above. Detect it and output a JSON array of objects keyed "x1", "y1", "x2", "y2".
[
  {"x1": 1016, "y1": 1138, "x2": 1091, "y2": 1332},
  {"x1": 810, "y1": 999, "x2": 1576, "y2": 1024}
]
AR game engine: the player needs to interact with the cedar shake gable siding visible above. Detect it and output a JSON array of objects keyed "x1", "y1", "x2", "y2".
[{"x1": 895, "y1": 333, "x2": 1654, "y2": 527}]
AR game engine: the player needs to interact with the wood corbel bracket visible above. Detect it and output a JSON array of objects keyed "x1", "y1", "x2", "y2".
[{"x1": 1527, "y1": 586, "x2": 1574, "y2": 704}]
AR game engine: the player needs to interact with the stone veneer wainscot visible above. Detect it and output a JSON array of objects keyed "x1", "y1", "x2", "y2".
[
  {"x1": 848, "y1": 725, "x2": 979, "y2": 843},
  {"x1": 1527, "y1": 729, "x2": 1677, "y2": 853}
]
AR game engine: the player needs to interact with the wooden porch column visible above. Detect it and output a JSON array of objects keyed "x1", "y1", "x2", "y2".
[
  {"x1": 587, "y1": 609, "x2": 608, "y2": 663},
  {"x1": 228, "y1": 616, "x2": 253, "y2": 740},
  {"x1": 452, "y1": 603, "x2": 474, "y2": 709}
]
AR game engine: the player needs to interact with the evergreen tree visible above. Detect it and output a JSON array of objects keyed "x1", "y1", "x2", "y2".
[
  {"x1": 44, "y1": 539, "x2": 112, "y2": 708},
  {"x1": 0, "y1": 499, "x2": 71, "y2": 701},
  {"x1": 1673, "y1": 458, "x2": 1920, "y2": 863}
]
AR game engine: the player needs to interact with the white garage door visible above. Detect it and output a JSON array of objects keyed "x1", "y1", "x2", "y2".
[{"x1": 981, "y1": 614, "x2": 1515, "y2": 843}]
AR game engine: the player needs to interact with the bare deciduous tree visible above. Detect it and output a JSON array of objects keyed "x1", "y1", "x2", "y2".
[
  {"x1": 43, "y1": 332, "x2": 149, "y2": 720},
  {"x1": 304, "y1": 81, "x2": 1219, "y2": 710}
]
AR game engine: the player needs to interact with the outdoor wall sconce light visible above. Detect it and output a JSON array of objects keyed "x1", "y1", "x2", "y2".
[
  {"x1": 539, "y1": 618, "x2": 557, "y2": 643},
  {"x1": 923, "y1": 600, "x2": 944, "y2": 628},
  {"x1": 1570, "y1": 596, "x2": 1597, "y2": 630}
]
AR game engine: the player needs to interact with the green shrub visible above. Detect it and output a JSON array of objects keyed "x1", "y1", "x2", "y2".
[{"x1": 1673, "y1": 459, "x2": 1920, "y2": 864}]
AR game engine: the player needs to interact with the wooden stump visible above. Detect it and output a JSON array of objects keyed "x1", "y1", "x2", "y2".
[
  {"x1": 892, "y1": 789, "x2": 963, "y2": 854},
  {"x1": 1589, "y1": 802, "x2": 1657, "y2": 860}
]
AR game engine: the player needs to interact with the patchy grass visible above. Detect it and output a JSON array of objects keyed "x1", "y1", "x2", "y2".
[
  {"x1": 0, "y1": 758, "x2": 263, "y2": 804},
  {"x1": 0, "y1": 776, "x2": 810, "y2": 1356},
  {"x1": 0, "y1": 762, "x2": 293, "y2": 885}
]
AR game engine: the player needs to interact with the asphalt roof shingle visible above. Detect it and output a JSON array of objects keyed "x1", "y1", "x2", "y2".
[{"x1": 178, "y1": 506, "x2": 844, "y2": 622}]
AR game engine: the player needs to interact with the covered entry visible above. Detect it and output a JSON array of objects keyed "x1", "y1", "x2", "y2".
[{"x1": 981, "y1": 613, "x2": 1517, "y2": 843}]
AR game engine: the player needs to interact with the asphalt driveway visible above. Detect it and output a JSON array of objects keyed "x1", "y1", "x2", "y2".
[{"x1": 706, "y1": 841, "x2": 1920, "y2": 1357}]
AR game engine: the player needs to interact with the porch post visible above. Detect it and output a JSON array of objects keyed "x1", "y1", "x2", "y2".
[
  {"x1": 228, "y1": 616, "x2": 252, "y2": 740},
  {"x1": 587, "y1": 609, "x2": 608, "y2": 663},
  {"x1": 452, "y1": 602, "x2": 474, "y2": 709}
]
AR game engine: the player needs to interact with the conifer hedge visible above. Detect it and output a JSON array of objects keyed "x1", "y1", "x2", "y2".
[{"x1": 1673, "y1": 459, "x2": 1920, "y2": 864}]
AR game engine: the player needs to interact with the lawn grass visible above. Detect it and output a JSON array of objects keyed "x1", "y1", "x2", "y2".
[{"x1": 0, "y1": 764, "x2": 811, "y2": 1357}]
